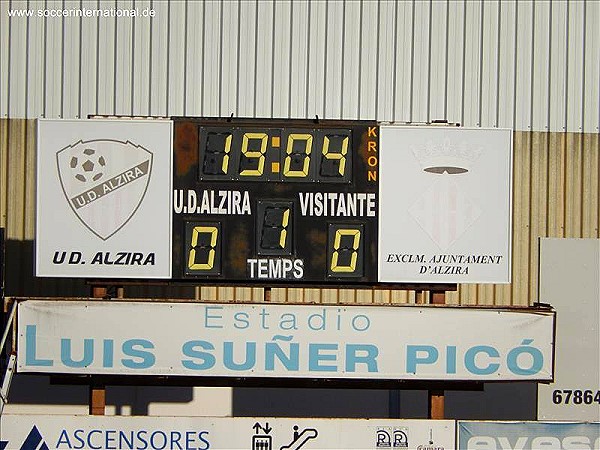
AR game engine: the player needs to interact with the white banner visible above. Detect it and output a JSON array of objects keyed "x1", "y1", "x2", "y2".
[
  {"x1": 0, "y1": 415, "x2": 455, "y2": 450},
  {"x1": 537, "y1": 238, "x2": 600, "y2": 421},
  {"x1": 17, "y1": 301, "x2": 554, "y2": 381},
  {"x1": 36, "y1": 119, "x2": 173, "y2": 278},
  {"x1": 378, "y1": 126, "x2": 512, "y2": 283}
]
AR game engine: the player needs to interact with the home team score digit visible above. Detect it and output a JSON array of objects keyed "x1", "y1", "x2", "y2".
[{"x1": 172, "y1": 118, "x2": 379, "y2": 284}]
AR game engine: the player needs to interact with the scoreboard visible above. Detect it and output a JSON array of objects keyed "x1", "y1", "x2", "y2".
[
  {"x1": 36, "y1": 118, "x2": 513, "y2": 284},
  {"x1": 172, "y1": 117, "x2": 379, "y2": 284}
]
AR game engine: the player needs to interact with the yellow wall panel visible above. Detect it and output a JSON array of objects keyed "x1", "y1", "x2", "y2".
[
  {"x1": 582, "y1": 133, "x2": 599, "y2": 237},
  {"x1": 493, "y1": 284, "x2": 513, "y2": 307},
  {"x1": 0, "y1": 120, "x2": 8, "y2": 228},
  {"x1": 510, "y1": 132, "x2": 533, "y2": 306},
  {"x1": 321, "y1": 289, "x2": 339, "y2": 304},
  {"x1": 457, "y1": 284, "x2": 477, "y2": 306},
  {"x1": 6, "y1": 120, "x2": 27, "y2": 240},
  {"x1": 24, "y1": 121, "x2": 36, "y2": 239},
  {"x1": 565, "y1": 133, "x2": 584, "y2": 237},
  {"x1": 547, "y1": 132, "x2": 567, "y2": 237}
]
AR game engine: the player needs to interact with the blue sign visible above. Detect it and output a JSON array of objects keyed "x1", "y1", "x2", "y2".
[{"x1": 458, "y1": 421, "x2": 600, "y2": 450}]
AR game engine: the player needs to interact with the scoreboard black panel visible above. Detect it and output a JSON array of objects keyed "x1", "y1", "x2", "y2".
[{"x1": 172, "y1": 117, "x2": 379, "y2": 285}]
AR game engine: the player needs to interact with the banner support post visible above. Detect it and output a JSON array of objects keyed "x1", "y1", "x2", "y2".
[
  {"x1": 428, "y1": 289, "x2": 446, "y2": 419},
  {"x1": 89, "y1": 285, "x2": 107, "y2": 415}
]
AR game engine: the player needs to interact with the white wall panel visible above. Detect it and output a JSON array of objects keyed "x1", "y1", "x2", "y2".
[
  {"x1": 393, "y1": 1, "x2": 413, "y2": 123},
  {"x1": 114, "y1": 0, "x2": 133, "y2": 117},
  {"x1": 410, "y1": 0, "x2": 430, "y2": 123},
  {"x1": 200, "y1": 1, "x2": 221, "y2": 116},
  {"x1": 461, "y1": 0, "x2": 482, "y2": 127},
  {"x1": 445, "y1": 0, "x2": 465, "y2": 125},
  {"x1": 0, "y1": 0, "x2": 598, "y2": 132},
  {"x1": 254, "y1": 0, "x2": 274, "y2": 117},
  {"x1": 323, "y1": 1, "x2": 343, "y2": 119},
  {"x1": 58, "y1": 1, "x2": 75, "y2": 118},
  {"x1": 221, "y1": 1, "x2": 240, "y2": 117},
  {"x1": 271, "y1": 0, "x2": 291, "y2": 118},
  {"x1": 376, "y1": 1, "x2": 395, "y2": 121},
  {"x1": 287, "y1": 1, "x2": 308, "y2": 118},
  {"x1": 549, "y1": 0, "x2": 568, "y2": 132},
  {"x1": 340, "y1": 0, "x2": 360, "y2": 120},
  {"x1": 26, "y1": 3, "x2": 45, "y2": 118},
  {"x1": 185, "y1": 0, "x2": 204, "y2": 117},
  {"x1": 236, "y1": 0, "x2": 258, "y2": 117},
  {"x1": 305, "y1": 0, "x2": 324, "y2": 119},
  {"x1": 79, "y1": 1, "x2": 98, "y2": 118},
  {"x1": 428, "y1": 1, "x2": 448, "y2": 123},
  {"x1": 480, "y1": 0, "x2": 499, "y2": 128},
  {"x1": 131, "y1": 0, "x2": 151, "y2": 116},
  {"x1": 96, "y1": 0, "x2": 116, "y2": 115},
  {"x1": 530, "y1": 1, "x2": 550, "y2": 132},
  {"x1": 566, "y1": 0, "x2": 585, "y2": 133},
  {"x1": 514, "y1": 1, "x2": 534, "y2": 131},
  {"x1": 7, "y1": 0, "x2": 28, "y2": 119},
  {"x1": 43, "y1": 0, "x2": 62, "y2": 118},
  {"x1": 357, "y1": 0, "x2": 378, "y2": 120},
  {"x1": 583, "y1": 0, "x2": 600, "y2": 133},
  {"x1": 497, "y1": 0, "x2": 516, "y2": 129},
  {"x1": 167, "y1": 1, "x2": 185, "y2": 116},
  {"x1": 0, "y1": 1, "x2": 9, "y2": 118},
  {"x1": 62, "y1": 9, "x2": 82, "y2": 118},
  {"x1": 148, "y1": 0, "x2": 168, "y2": 116}
]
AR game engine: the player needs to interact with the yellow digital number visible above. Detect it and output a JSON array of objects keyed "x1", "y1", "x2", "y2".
[
  {"x1": 260, "y1": 207, "x2": 291, "y2": 250},
  {"x1": 220, "y1": 133, "x2": 232, "y2": 174},
  {"x1": 240, "y1": 132, "x2": 268, "y2": 176},
  {"x1": 322, "y1": 135, "x2": 349, "y2": 176},
  {"x1": 203, "y1": 132, "x2": 232, "y2": 176},
  {"x1": 278, "y1": 208, "x2": 290, "y2": 248},
  {"x1": 188, "y1": 226, "x2": 218, "y2": 270},
  {"x1": 330, "y1": 228, "x2": 361, "y2": 273},
  {"x1": 283, "y1": 133, "x2": 312, "y2": 178}
]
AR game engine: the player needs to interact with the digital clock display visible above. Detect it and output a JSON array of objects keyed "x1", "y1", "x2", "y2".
[
  {"x1": 199, "y1": 127, "x2": 352, "y2": 183},
  {"x1": 172, "y1": 117, "x2": 379, "y2": 284}
]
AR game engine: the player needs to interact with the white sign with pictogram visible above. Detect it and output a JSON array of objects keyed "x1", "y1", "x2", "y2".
[
  {"x1": 378, "y1": 126, "x2": 512, "y2": 283},
  {"x1": 0, "y1": 415, "x2": 456, "y2": 450},
  {"x1": 36, "y1": 119, "x2": 173, "y2": 278}
]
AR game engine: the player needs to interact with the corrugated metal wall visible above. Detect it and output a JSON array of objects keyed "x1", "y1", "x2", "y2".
[
  {"x1": 1, "y1": 0, "x2": 599, "y2": 305},
  {"x1": 1, "y1": 0, "x2": 599, "y2": 131}
]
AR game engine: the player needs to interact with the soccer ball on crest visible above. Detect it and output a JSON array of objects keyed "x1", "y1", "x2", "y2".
[{"x1": 70, "y1": 148, "x2": 107, "y2": 183}]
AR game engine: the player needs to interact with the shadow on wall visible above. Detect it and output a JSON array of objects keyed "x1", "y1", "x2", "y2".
[
  {"x1": 233, "y1": 388, "x2": 402, "y2": 418},
  {"x1": 232, "y1": 384, "x2": 537, "y2": 420},
  {"x1": 7, "y1": 375, "x2": 195, "y2": 416},
  {"x1": 4, "y1": 240, "x2": 88, "y2": 298},
  {"x1": 444, "y1": 383, "x2": 537, "y2": 420},
  {"x1": 6, "y1": 377, "x2": 536, "y2": 418},
  {"x1": 3, "y1": 239, "x2": 197, "y2": 299}
]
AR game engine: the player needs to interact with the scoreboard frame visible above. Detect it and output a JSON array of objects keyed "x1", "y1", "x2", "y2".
[
  {"x1": 172, "y1": 116, "x2": 382, "y2": 287},
  {"x1": 35, "y1": 116, "x2": 511, "y2": 287}
]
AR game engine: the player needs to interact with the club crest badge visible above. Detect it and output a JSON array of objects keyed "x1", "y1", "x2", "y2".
[
  {"x1": 409, "y1": 139, "x2": 483, "y2": 250},
  {"x1": 56, "y1": 139, "x2": 153, "y2": 240}
]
